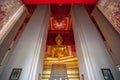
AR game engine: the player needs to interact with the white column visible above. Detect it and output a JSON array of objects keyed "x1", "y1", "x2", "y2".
[
  {"x1": 28, "y1": 5, "x2": 50, "y2": 80},
  {"x1": 0, "y1": 5, "x2": 50, "y2": 80},
  {"x1": 71, "y1": 5, "x2": 120, "y2": 80}
]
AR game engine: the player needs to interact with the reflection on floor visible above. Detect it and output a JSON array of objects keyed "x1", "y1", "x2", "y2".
[{"x1": 42, "y1": 56, "x2": 80, "y2": 80}]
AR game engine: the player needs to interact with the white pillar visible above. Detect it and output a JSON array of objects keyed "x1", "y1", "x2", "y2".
[
  {"x1": 0, "y1": 5, "x2": 50, "y2": 80},
  {"x1": 71, "y1": 5, "x2": 120, "y2": 80},
  {"x1": 28, "y1": 5, "x2": 50, "y2": 80}
]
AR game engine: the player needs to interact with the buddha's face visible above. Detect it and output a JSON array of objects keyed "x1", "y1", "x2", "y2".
[{"x1": 57, "y1": 40, "x2": 62, "y2": 45}]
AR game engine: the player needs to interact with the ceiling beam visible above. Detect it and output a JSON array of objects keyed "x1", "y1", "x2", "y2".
[{"x1": 23, "y1": 0, "x2": 98, "y2": 4}]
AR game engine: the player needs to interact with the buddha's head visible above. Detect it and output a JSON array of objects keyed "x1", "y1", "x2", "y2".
[{"x1": 55, "y1": 34, "x2": 63, "y2": 45}]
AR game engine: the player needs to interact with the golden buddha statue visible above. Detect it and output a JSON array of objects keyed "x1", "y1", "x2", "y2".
[{"x1": 47, "y1": 34, "x2": 69, "y2": 58}]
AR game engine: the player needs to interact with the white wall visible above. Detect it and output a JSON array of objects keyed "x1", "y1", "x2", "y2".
[
  {"x1": 92, "y1": 7, "x2": 120, "y2": 65},
  {"x1": 0, "y1": 5, "x2": 28, "y2": 76},
  {"x1": 0, "y1": 5, "x2": 50, "y2": 80},
  {"x1": 72, "y1": 5, "x2": 120, "y2": 80}
]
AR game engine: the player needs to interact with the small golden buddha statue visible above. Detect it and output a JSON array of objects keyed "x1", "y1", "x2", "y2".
[
  {"x1": 55, "y1": 34, "x2": 63, "y2": 46},
  {"x1": 48, "y1": 34, "x2": 69, "y2": 58}
]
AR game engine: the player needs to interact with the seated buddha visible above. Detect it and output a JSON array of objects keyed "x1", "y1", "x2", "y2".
[{"x1": 47, "y1": 34, "x2": 69, "y2": 58}]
